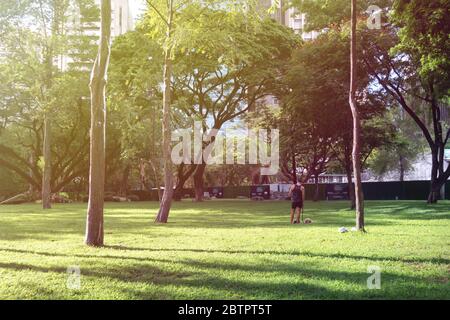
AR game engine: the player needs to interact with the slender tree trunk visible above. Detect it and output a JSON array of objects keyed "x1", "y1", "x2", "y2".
[
  {"x1": 349, "y1": 0, "x2": 365, "y2": 231},
  {"x1": 119, "y1": 164, "x2": 131, "y2": 196},
  {"x1": 42, "y1": 115, "x2": 52, "y2": 209},
  {"x1": 313, "y1": 174, "x2": 319, "y2": 202},
  {"x1": 173, "y1": 165, "x2": 196, "y2": 201},
  {"x1": 345, "y1": 167, "x2": 356, "y2": 209},
  {"x1": 155, "y1": 2, "x2": 175, "y2": 223},
  {"x1": 344, "y1": 144, "x2": 356, "y2": 209},
  {"x1": 139, "y1": 159, "x2": 147, "y2": 190},
  {"x1": 148, "y1": 159, "x2": 162, "y2": 202},
  {"x1": 428, "y1": 181, "x2": 440, "y2": 204},
  {"x1": 194, "y1": 163, "x2": 206, "y2": 202},
  {"x1": 427, "y1": 147, "x2": 448, "y2": 203},
  {"x1": 85, "y1": 0, "x2": 111, "y2": 247},
  {"x1": 427, "y1": 164, "x2": 443, "y2": 204},
  {"x1": 28, "y1": 152, "x2": 38, "y2": 200}
]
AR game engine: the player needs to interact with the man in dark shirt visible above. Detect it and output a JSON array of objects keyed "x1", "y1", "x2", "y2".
[{"x1": 288, "y1": 182, "x2": 305, "y2": 224}]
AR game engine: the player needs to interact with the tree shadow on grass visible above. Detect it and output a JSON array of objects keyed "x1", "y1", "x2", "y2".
[
  {"x1": 1, "y1": 257, "x2": 447, "y2": 299},
  {"x1": 4, "y1": 244, "x2": 447, "y2": 267},
  {"x1": 0, "y1": 247, "x2": 174, "y2": 264},
  {"x1": 103, "y1": 245, "x2": 450, "y2": 266}
]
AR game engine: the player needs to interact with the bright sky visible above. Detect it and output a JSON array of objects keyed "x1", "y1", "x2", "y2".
[{"x1": 129, "y1": 0, "x2": 147, "y2": 22}]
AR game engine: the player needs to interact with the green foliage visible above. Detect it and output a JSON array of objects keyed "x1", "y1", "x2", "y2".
[
  {"x1": 290, "y1": 0, "x2": 392, "y2": 31},
  {"x1": 257, "y1": 28, "x2": 393, "y2": 180},
  {"x1": 0, "y1": 0, "x2": 97, "y2": 193},
  {"x1": 367, "y1": 108, "x2": 426, "y2": 179},
  {"x1": 391, "y1": 0, "x2": 450, "y2": 96}
]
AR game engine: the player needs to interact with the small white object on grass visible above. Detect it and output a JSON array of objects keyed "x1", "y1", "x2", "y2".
[
  {"x1": 339, "y1": 227, "x2": 349, "y2": 233},
  {"x1": 351, "y1": 227, "x2": 357, "y2": 232}
]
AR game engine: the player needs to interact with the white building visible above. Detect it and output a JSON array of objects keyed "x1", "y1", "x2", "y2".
[
  {"x1": 58, "y1": 0, "x2": 135, "y2": 71},
  {"x1": 106, "y1": 0, "x2": 134, "y2": 37},
  {"x1": 262, "y1": 0, "x2": 320, "y2": 41},
  {"x1": 256, "y1": 1, "x2": 319, "y2": 109}
]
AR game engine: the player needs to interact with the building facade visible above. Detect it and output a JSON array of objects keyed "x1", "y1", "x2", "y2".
[
  {"x1": 255, "y1": 0, "x2": 319, "y2": 109},
  {"x1": 58, "y1": 0, "x2": 134, "y2": 71},
  {"x1": 260, "y1": 0, "x2": 320, "y2": 41}
]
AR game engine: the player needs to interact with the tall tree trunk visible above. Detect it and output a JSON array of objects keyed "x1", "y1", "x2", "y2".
[
  {"x1": 139, "y1": 159, "x2": 147, "y2": 190},
  {"x1": 173, "y1": 182, "x2": 186, "y2": 201},
  {"x1": 427, "y1": 154, "x2": 445, "y2": 203},
  {"x1": 148, "y1": 159, "x2": 162, "y2": 202},
  {"x1": 42, "y1": 115, "x2": 52, "y2": 209},
  {"x1": 173, "y1": 164, "x2": 196, "y2": 201},
  {"x1": 41, "y1": 38, "x2": 54, "y2": 209},
  {"x1": 85, "y1": 0, "x2": 111, "y2": 247},
  {"x1": 345, "y1": 166, "x2": 356, "y2": 209},
  {"x1": 194, "y1": 163, "x2": 206, "y2": 202},
  {"x1": 349, "y1": 0, "x2": 365, "y2": 231},
  {"x1": 119, "y1": 164, "x2": 131, "y2": 196},
  {"x1": 155, "y1": 2, "x2": 174, "y2": 223},
  {"x1": 313, "y1": 174, "x2": 319, "y2": 202},
  {"x1": 28, "y1": 151, "x2": 38, "y2": 200},
  {"x1": 428, "y1": 181, "x2": 441, "y2": 204}
]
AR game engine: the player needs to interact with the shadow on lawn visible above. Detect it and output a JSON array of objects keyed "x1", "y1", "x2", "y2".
[
  {"x1": 0, "y1": 247, "x2": 173, "y2": 264},
  {"x1": 104, "y1": 245, "x2": 450, "y2": 266},
  {"x1": 3, "y1": 245, "x2": 448, "y2": 267},
  {"x1": 0, "y1": 256, "x2": 447, "y2": 299}
]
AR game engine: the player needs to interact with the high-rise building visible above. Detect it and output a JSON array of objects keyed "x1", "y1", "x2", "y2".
[
  {"x1": 82, "y1": 0, "x2": 134, "y2": 38},
  {"x1": 107, "y1": 0, "x2": 134, "y2": 37},
  {"x1": 58, "y1": 0, "x2": 134, "y2": 71},
  {"x1": 260, "y1": 0, "x2": 319, "y2": 41},
  {"x1": 254, "y1": 1, "x2": 319, "y2": 110}
]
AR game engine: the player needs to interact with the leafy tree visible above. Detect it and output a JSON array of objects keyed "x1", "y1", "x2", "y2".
[
  {"x1": 0, "y1": 0, "x2": 98, "y2": 207},
  {"x1": 143, "y1": 0, "x2": 203, "y2": 222},
  {"x1": 138, "y1": 0, "x2": 298, "y2": 211},
  {"x1": 367, "y1": 109, "x2": 425, "y2": 181},
  {"x1": 108, "y1": 30, "x2": 164, "y2": 196},
  {"x1": 275, "y1": 29, "x2": 391, "y2": 208},
  {"x1": 294, "y1": 0, "x2": 449, "y2": 203},
  {"x1": 291, "y1": 0, "x2": 392, "y2": 31},
  {"x1": 361, "y1": 3, "x2": 450, "y2": 203},
  {"x1": 169, "y1": 6, "x2": 299, "y2": 201},
  {"x1": 392, "y1": 0, "x2": 450, "y2": 87}
]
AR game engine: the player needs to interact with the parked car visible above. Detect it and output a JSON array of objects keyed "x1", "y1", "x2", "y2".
[
  {"x1": 208, "y1": 187, "x2": 224, "y2": 199},
  {"x1": 250, "y1": 185, "x2": 270, "y2": 200}
]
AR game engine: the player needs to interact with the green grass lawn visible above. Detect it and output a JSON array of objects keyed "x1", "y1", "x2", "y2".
[{"x1": 0, "y1": 200, "x2": 448, "y2": 300}]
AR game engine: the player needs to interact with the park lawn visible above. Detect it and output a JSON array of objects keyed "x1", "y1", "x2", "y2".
[{"x1": 0, "y1": 200, "x2": 448, "y2": 300}]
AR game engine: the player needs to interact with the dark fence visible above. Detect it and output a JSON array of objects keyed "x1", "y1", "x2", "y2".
[
  {"x1": 126, "y1": 181, "x2": 449, "y2": 202},
  {"x1": 361, "y1": 181, "x2": 431, "y2": 201},
  {"x1": 305, "y1": 181, "x2": 446, "y2": 201},
  {"x1": 128, "y1": 190, "x2": 160, "y2": 201},
  {"x1": 303, "y1": 184, "x2": 327, "y2": 201},
  {"x1": 223, "y1": 186, "x2": 252, "y2": 198}
]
